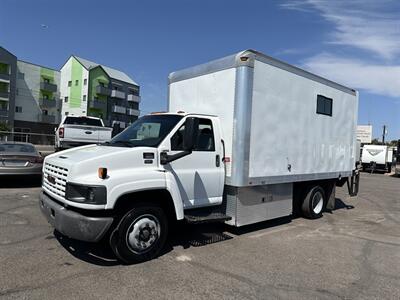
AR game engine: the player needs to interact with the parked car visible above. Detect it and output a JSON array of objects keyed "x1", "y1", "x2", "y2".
[
  {"x1": 55, "y1": 116, "x2": 112, "y2": 151},
  {"x1": 0, "y1": 142, "x2": 43, "y2": 175}
]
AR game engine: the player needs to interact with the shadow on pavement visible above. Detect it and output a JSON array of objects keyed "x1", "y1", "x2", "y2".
[
  {"x1": 54, "y1": 230, "x2": 120, "y2": 267},
  {"x1": 0, "y1": 175, "x2": 42, "y2": 188}
]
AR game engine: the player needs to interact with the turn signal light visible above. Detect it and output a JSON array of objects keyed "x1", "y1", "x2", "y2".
[{"x1": 98, "y1": 167, "x2": 108, "y2": 179}]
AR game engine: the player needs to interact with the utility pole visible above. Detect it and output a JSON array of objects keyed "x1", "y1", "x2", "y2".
[{"x1": 382, "y1": 125, "x2": 387, "y2": 144}]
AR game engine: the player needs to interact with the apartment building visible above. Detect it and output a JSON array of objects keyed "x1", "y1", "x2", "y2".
[
  {"x1": 60, "y1": 56, "x2": 140, "y2": 130},
  {"x1": 15, "y1": 60, "x2": 61, "y2": 134},
  {"x1": 0, "y1": 46, "x2": 141, "y2": 140},
  {"x1": 0, "y1": 47, "x2": 17, "y2": 128}
]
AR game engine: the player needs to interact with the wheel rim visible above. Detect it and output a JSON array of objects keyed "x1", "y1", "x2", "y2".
[
  {"x1": 126, "y1": 214, "x2": 161, "y2": 254},
  {"x1": 312, "y1": 191, "x2": 324, "y2": 214}
]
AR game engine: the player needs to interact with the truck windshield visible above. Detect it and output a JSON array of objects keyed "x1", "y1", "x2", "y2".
[
  {"x1": 108, "y1": 115, "x2": 183, "y2": 147},
  {"x1": 64, "y1": 116, "x2": 103, "y2": 127}
]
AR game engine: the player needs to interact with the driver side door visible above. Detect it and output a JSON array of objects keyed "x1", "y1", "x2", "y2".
[{"x1": 163, "y1": 117, "x2": 224, "y2": 209}]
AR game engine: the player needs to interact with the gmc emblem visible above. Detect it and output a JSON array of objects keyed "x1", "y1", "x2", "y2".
[{"x1": 47, "y1": 175, "x2": 56, "y2": 185}]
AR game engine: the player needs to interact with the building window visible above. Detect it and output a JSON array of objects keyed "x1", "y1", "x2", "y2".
[
  {"x1": 75, "y1": 80, "x2": 79, "y2": 86},
  {"x1": 316, "y1": 95, "x2": 333, "y2": 116},
  {"x1": 68, "y1": 81, "x2": 72, "y2": 87},
  {"x1": 84, "y1": 79, "x2": 87, "y2": 85},
  {"x1": 64, "y1": 96, "x2": 68, "y2": 103},
  {"x1": 83, "y1": 95, "x2": 86, "y2": 101},
  {"x1": 15, "y1": 106, "x2": 22, "y2": 113}
]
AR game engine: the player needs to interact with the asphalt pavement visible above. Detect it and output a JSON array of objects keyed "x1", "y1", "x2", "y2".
[{"x1": 0, "y1": 173, "x2": 399, "y2": 299}]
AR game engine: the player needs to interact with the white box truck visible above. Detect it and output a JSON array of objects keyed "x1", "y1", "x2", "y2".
[
  {"x1": 39, "y1": 50, "x2": 360, "y2": 263},
  {"x1": 361, "y1": 144, "x2": 393, "y2": 173}
]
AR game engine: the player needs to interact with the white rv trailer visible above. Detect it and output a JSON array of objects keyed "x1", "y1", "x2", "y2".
[
  {"x1": 361, "y1": 144, "x2": 394, "y2": 173},
  {"x1": 39, "y1": 50, "x2": 359, "y2": 263}
]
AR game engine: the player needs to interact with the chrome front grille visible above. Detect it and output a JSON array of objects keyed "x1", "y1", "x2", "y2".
[{"x1": 43, "y1": 162, "x2": 68, "y2": 198}]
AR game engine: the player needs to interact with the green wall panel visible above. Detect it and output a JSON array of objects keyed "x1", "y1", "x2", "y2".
[{"x1": 69, "y1": 58, "x2": 83, "y2": 108}]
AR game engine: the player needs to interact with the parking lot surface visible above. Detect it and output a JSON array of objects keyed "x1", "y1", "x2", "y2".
[{"x1": 0, "y1": 173, "x2": 399, "y2": 299}]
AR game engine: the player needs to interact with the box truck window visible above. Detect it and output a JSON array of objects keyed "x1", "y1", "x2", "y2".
[
  {"x1": 316, "y1": 95, "x2": 333, "y2": 116},
  {"x1": 171, "y1": 118, "x2": 215, "y2": 151}
]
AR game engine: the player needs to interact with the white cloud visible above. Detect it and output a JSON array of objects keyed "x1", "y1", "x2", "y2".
[
  {"x1": 303, "y1": 53, "x2": 400, "y2": 98},
  {"x1": 281, "y1": 0, "x2": 400, "y2": 60}
]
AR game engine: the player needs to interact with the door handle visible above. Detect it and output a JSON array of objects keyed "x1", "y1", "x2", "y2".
[{"x1": 216, "y1": 155, "x2": 220, "y2": 167}]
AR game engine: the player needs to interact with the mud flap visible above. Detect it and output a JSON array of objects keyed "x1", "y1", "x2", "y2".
[
  {"x1": 325, "y1": 182, "x2": 336, "y2": 211},
  {"x1": 347, "y1": 170, "x2": 360, "y2": 197}
]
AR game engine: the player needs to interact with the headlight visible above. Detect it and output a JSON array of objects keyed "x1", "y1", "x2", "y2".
[{"x1": 65, "y1": 183, "x2": 107, "y2": 204}]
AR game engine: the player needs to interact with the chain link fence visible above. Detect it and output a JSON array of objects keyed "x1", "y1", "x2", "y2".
[{"x1": 0, "y1": 131, "x2": 55, "y2": 146}]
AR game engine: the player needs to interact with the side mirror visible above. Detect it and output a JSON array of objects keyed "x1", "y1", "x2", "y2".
[{"x1": 183, "y1": 117, "x2": 198, "y2": 151}]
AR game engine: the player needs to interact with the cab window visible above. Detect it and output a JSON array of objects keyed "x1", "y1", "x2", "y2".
[{"x1": 170, "y1": 118, "x2": 215, "y2": 151}]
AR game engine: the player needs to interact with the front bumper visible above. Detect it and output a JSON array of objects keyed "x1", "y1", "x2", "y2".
[{"x1": 39, "y1": 191, "x2": 113, "y2": 242}]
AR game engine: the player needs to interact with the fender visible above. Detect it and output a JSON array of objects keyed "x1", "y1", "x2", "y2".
[{"x1": 106, "y1": 170, "x2": 185, "y2": 220}]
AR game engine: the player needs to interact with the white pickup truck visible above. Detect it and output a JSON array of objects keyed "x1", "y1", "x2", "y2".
[
  {"x1": 39, "y1": 50, "x2": 360, "y2": 264},
  {"x1": 55, "y1": 116, "x2": 112, "y2": 151}
]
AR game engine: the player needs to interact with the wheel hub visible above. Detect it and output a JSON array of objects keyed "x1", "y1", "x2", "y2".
[
  {"x1": 126, "y1": 215, "x2": 160, "y2": 253},
  {"x1": 312, "y1": 191, "x2": 323, "y2": 214}
]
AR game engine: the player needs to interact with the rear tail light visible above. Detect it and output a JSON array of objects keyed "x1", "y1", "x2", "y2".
[
  {"x1": 28, "y1": 156, "x2": 44, "y2": 163},
  {"x1": 59, "y1": 127, "x2": 64, "y2": 138}
]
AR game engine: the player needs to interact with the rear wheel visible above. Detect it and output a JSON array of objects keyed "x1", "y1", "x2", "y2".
[
  {"x1": 110, "y1": 204, "x2": 168, "y2": 264},
  {"x1": 301, "y1": 186, "x2": 325, "y2": 219}
]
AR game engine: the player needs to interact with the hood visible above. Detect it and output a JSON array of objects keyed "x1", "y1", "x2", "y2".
[{"x1": 45, "y1": 144, "x2": 159, "y2": 184}]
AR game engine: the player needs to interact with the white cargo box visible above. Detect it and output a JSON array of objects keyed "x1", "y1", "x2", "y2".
[{"x1": 168, "y1": 50, "x2": 358, "y2": 187}]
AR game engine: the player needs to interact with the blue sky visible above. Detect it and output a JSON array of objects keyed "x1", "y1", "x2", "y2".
[{"x1": 1, "y1": 0, "x2": 399, "y2": 141}]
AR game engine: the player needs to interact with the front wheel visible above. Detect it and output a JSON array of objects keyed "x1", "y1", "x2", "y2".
[{"x1": 110, "y1": 205, "x2": 168, "y2": 264}]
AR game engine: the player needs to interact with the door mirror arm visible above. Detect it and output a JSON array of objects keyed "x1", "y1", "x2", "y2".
[{"x1": 160, "y1": 150, "x2": 192, "y2": 165}]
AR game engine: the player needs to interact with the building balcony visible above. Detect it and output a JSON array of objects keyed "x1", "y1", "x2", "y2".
[
  {"x1": 0, "y1": 108, "x2": 8, "y2": 117},
  {"x1": 0, "y1": 73, "x2": 10, "y2": 82},
  {"x1": 39, "y1": 98, "x2": 56, "y2": 108},
  {"x1": 89, "y1": 99, "x2": 107, "y2": 110},
  {"x1": 112, "y1": 120, "x2": 126, "y2": 129},
  {"x1": 0, "y1": 91, "x2": 9, "y2": 100},
  {"x1": 40, "y1": 82, "x2": 57, "y2": 92},
  {"x1": 127, "y1": 94, "x2": 141, "y2": 103},
  {"x1": 111, "y1": 89, "x2": 126, "y2": 99},
  {"x1": 112, "y1": 105, "x2": 126, "y2": 114},
  {"x1": 96, "y1": 85, "x2": 111, "y2": 96},
  {"x1": 127, "y1": 108, "x2": 140, "y2": 116},
  {"x1": 39, "y1": 114, "x2": 56, "y2": 124}
]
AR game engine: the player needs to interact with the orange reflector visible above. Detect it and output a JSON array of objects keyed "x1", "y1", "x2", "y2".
[{"x1": 98, "y1": 167, "x2": 108, "y2": 179}]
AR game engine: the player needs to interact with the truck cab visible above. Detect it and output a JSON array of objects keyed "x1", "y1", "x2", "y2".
[{"x1": 40, "y1": 113, "x2": 224, "y2": 263}]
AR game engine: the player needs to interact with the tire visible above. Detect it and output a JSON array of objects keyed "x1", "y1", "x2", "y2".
[
  {"x1": 301, "y1": 186, "x2": 325, "y2": 219},
  {"x1": 110, "y1": 204, "x2": 168, "y2": 264}
]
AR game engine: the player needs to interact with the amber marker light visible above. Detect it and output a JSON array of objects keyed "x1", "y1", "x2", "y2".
[{"x1": 98, "y1": 167, "x2": 108, "y2": 179}]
